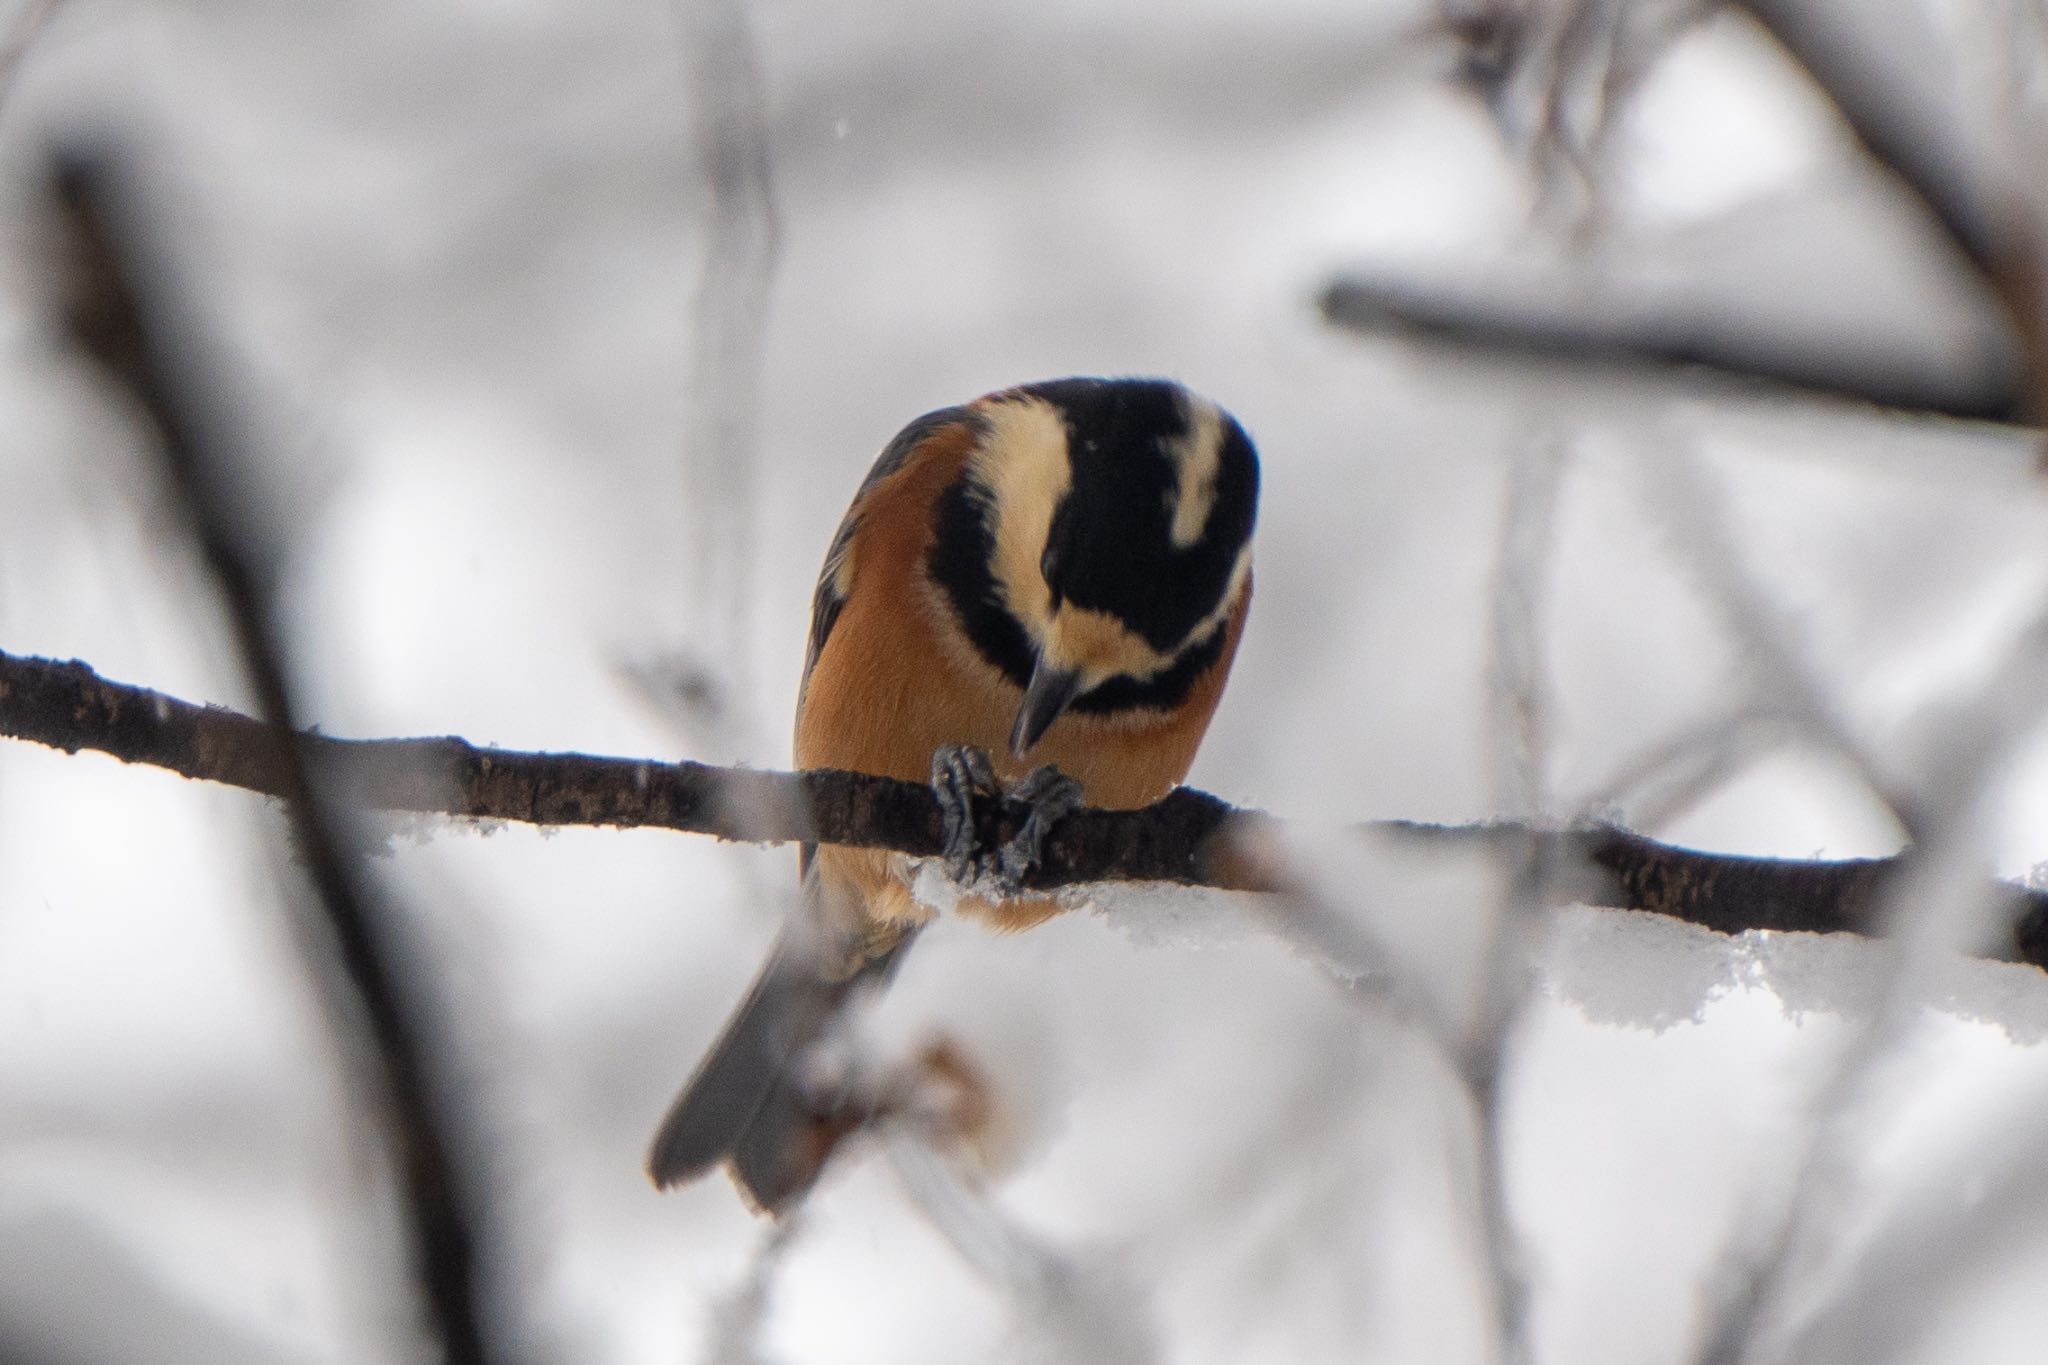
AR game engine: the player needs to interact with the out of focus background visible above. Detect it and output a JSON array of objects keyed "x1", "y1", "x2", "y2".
[{"x1": 6, "y1": 0, "x2": 2048, "y2": 1361}]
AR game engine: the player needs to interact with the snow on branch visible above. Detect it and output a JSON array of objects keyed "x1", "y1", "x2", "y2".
[{"x1": 6, "y1": 645, "x2": 2048, "y2": 971}]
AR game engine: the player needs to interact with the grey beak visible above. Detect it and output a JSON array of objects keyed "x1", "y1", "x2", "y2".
[{"x1": 1010, "y1": 659, "x2": 1084, "y2": 757}]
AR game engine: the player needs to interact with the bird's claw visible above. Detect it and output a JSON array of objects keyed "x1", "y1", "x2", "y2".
[
  {"x1": 930, "y1": 744, "x2": 1082, "y2": 896},
  {"x1": 932, "y1": 743, "x2": 1001, "y2": 880},
  {"x1": 994, "y1": 763, "x2": 1084, "y2": 888}
]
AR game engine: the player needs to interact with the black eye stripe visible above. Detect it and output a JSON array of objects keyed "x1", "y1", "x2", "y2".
[{"x1": 930, "y1": 476, "x2": 1034, "y2": 691}]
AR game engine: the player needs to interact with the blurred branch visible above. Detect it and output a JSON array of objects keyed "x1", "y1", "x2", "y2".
[
  {"x1": 670, "y1": 0, "x2": 782, "y2": 713},
  {"x1": 887, "y1": 1134, "x2": 1160, "y2": 1365},
  {"x1": 51, "y1": 150, "x2": 495, "y2": 1365},
  {"x1": 1392, "y1": 0, "x2": 2043, "y2": 422},
  {"x1": 1678, "y1": 541, "x2": 2048, "y2": 1362},
  {"x1": 7, "y1": 647, "x2": 2048, "y2": 972},
  {"x1": 1643, "y1": 439, "x2": 1927, "y2": 836},
  {"x1": 1732, "y1": 0, "x2": 1998, "y2": 284},
  {"x1": 1734, "y1": 0, "x2": 2048, "y2": 414},
  {"x1": 1318, "y1": 276, "x2": 2026, "y2": 424},
  {"x1": 0, "y1": 0, "x2": 64, "y2": 112},
  {"x1": 1466, "y1": 433, "x2": 1570, "y2": 1365}
]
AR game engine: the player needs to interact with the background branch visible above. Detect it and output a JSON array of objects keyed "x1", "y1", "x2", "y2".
[
  {"x1": 1731, "y1": 0, "x2": 1998, "y2": 285},
  {"x1": 52, "y1": 150, "x2": 496, "y2": 1365},
  {"x1": 1318, "y1": 274, "x2": 2026, "y2": 425},
  {"x1": 7, "y1": 646, "x2": 2047, "y2": 973},
  {"x1": 670, "y1": 0, "x2": 783, "y2": 713},
  {"x1": 1361, "y1": 0, "x2": 2040, "y2": 424}
]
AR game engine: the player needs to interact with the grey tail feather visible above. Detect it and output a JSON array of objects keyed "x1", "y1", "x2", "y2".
[{"x1": 646, "y1": 930, "x2": 912, "y2": 1212}]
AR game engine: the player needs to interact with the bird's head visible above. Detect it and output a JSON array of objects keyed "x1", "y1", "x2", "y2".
[{"x1": 928, "y1": 377, "x2": 1259, "y2": 756}]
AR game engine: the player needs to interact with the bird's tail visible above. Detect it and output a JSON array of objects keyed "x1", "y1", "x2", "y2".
[{"x1": 646, "y1": 931, "x2": 907, "y2": 1213}]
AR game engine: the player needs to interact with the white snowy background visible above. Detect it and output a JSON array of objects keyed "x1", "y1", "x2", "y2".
[{"x1": 3, "y1": 0, "x2": 2048, "y2": 1361}]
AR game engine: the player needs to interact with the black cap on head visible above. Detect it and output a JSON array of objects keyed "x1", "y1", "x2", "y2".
[{"x1": 1027, "y1": 377, "x2": 1258, "y2": 655}]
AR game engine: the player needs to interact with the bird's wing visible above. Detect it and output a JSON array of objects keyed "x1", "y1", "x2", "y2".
[{"x1": 796, "y1": 405, "x2": 977, "y2": 879}]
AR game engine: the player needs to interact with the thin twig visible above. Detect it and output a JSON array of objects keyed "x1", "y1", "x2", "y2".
[
  {"x1": 1486, "y1": 434, "x2": 1566, "y2": 822},
  {"x1": 1740, "y1": 0, "x2": 2048, "y2": 415},
  {"x1": 1606, "y1": 418, "x2": 2048, "y2": 1361},
  {"x1": 672, "y1": 0, "x2": 782, "y2": 714},
  {"x1": 888, "y1": 1134, "x2": 1158, "y2": 1365},
  {"x1": 1638, "y1": 437, "x2": 1924, "y2": 836},
  {"x1": 1732, "y1": 0, "x2": 1999, "y2": 285},
  {"x1": 1401, "y1": 0, "x2": 2038, "y2": 420},
  {"x1": 1461, "y1": 431, "x2": 1574, "y2": 1365},
  {"x1": 699, "y1": 1213, "x2": 803, "y2": 1365},
  {"x1": 1676, "y1": 472, "x2": 2048, "y2": 1365}
]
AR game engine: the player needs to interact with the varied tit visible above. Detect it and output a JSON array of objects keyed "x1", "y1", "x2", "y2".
[{"x1": 647, "y1": 376, "x2": 1260, "y2": 1212}]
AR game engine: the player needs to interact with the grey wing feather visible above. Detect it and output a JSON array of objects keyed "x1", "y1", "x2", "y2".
[
  {"x1": 644, "y1": 931, "x2": 833, "y2": 1191},
  {"x1": 645, "y1": 919, "x2": 919, "y2": 1212},
  {"x1": 643, "y1": 408, "x2": 971, "y2": 1210}
]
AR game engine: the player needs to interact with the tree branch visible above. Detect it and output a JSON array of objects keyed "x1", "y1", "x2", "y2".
[
  {"x1": 1732, "y1": 0, "x2": 1999, "y2": 289},
  {"x1": 1317, "y1": 275, "x2": 2026, "y2": 425},
  {"x1": 6, "y1": 646, "x2": 2046, "y2": 973},
  {"x1": 1373, "y1": 2, "x2": 2041, "y2": 424}
]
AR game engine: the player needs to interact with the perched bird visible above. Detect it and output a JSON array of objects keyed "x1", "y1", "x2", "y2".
[{"x1": 647, "y1": 376, "x2": 1260, "y2": 1212}]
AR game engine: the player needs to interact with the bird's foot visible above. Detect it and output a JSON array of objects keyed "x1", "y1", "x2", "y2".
[
  {"x1": 993, "y1": 763, "x2": 1085, "y2": 889},
  {"x1": 930, "y1": 744, "x2": 1084, "y2": 897},
  {"x1": 932, "y1": 743, "x2": 1001, "y2": 881}
]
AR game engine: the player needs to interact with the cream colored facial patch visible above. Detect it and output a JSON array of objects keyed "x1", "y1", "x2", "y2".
[
  {"x1": 1045, "y1": 603, "x2": 1174, "y2": 685},
  {"x1": 1042, "y1": 543, "x2": 1253, "y2": 686},
  {"x1": 972, "y1": 395, "x2": 1072, "y2": 634},
  {"x1": 1166, "y1": 396, "x2": 1226, "y2": 549},
  {"x1": 969, "y1": 390, "x2": 1251, "y2": 689}
]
